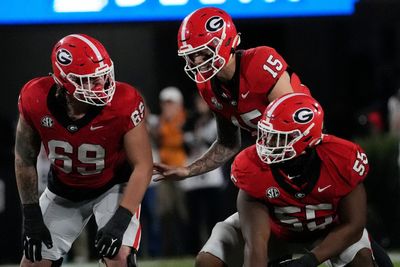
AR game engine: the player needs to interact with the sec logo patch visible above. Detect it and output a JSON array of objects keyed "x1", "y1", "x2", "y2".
[{"x1": 266, "y1": 187, "x2": 280, "y2": 199}]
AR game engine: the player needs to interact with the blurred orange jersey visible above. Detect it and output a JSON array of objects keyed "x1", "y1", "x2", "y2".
[{"x1": 158, "y1": 109, "x2": 187, "y2": 166}]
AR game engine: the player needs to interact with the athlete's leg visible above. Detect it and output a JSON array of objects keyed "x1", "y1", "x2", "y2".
[
  {"x1": 370, "y1": 238, "x2": 393, "y2": 267},
  {"x1": 20, "y1": 257, "x2": 52, "y2": 267},
  {"x1": 20, "y1": 189, "x2": 91, "y2": 267},
  {"x1": 346, "y1": 247, "x2": 376, "y2": 267},
  {"x1": 94, "y1": 184, "x2": 141, "y2": 267},
  {"x1": 196, "y1": 213, "x2": 243, "y2": 267},
  {"x1": 328, "y1": 229, "x2": 375, "y2": 267}
]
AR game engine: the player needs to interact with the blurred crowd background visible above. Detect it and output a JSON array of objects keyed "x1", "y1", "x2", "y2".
[{"x1": 2, "y1": 0, "x2": 400, "y2": 263}]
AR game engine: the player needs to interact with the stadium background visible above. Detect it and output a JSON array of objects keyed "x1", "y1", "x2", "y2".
[{"x1": 1, "y1": 0, "x2": 400, "y2": 264}]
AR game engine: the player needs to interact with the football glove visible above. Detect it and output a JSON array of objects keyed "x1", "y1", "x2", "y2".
[
  {"x1": 95, "y1": 205, "x2": 133, "y2": 258},
  {"x1": 22, "y1": 203, "x2": 53, "y2": 262},
  {"x1": 278, "y1": 252, "x2": 319, "y2": 267}
]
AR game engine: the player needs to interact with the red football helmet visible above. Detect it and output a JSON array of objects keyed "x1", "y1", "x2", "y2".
[
  {"x1": 51, "y1": 34, "x2": 115, "y2": 106},
  {"x1": 177, "y1": 7, "x2": 240, "y2": 83},
  {"x1": 256, "y1": 93, "x2": 324, "y2": 164}
]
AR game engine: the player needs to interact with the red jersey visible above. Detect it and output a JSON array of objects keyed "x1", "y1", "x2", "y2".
[
  {"x1": 197, "y1": 46, "x2": 310, "y2": 133},
  {"x1": 18, "y1": 77, "x2": 145, "y2": 192},
  {"x1": 231, "y1": 135, "x2": 369, "y2": 241}
]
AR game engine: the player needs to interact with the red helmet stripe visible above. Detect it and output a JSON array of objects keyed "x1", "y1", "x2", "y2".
[{"x1": 70, "y1": 34, "x2": 105, "y2": 67}]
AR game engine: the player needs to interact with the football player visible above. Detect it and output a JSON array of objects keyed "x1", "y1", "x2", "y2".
[
  {"x1": 153, "y1": 6, "x2": 310, "y2": 182},
  {"x1": 153, "y1": 7, "x2": 392, "y2": 267},
  {"x1": 198, "y1": 93, "x2": 376, "y2": 267},
  {"x1": 15, "y1": 34, "x2": 152, "y2": 267}
]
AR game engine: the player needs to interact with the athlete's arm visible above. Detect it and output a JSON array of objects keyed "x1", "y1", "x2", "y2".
[
  {"x1": 186, "y1": 113, "x2": 241, "y2": 175},
  {"x1": 15, "y1": 115, "x2": 41, "y2": 204},
  {"x1": 237, "y1": 189, "x2": 270, "y2": 267},
  {"x1": 311, "y1": 183, "x2": 367, "y2": 263},
  {"x1": 15, "y1": 115, "x2": 53, "y2": 261},
  {"x1": 120, "y1": 121, "x2": 153, "y2": 213},
  {"x1": 267, "y1": 71, "x2": 294, "y2": 102},
  {"x1": 95, "y1": 120, "x2": 153, "y2": 258},
  {"x1": 153, "y1": 112, "x2": 240, "y2": 181}
]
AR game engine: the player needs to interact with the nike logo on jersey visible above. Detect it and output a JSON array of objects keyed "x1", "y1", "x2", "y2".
[
  {"x1": 287, "y1": 174, "x2": 300, "y2": 180},
  {"x1": 90, "y1": 125, "x2": 104, "y2": 131},
  {"x1": 317, "y1": 185, "x2": 332, "y2": 192},
  {"x1": 241, "y1": 91, "x2": 250, "y2": 99}
]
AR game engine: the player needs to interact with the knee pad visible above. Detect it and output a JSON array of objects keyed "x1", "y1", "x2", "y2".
[
  {"x1": 268, "y1": 255, "x2": 292, "y2": 267},
  {"x1": 51, "y1": 258, "x2": 63, "y2": 267}
]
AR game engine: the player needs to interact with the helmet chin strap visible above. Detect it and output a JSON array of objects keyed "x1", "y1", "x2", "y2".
[
  {"x1": 228, "y1": 34, "x2": 241, "y2": 62},
  {"x1": 233, "y1": 33, "x2": 241, "y2": 47}
]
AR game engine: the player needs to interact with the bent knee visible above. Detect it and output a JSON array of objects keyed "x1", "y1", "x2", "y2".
[
  {"x1": 350, "y1": 248, "x2": 375, "y2": 267},
  {"x1": 196, "y1": 252, "x2": 225, "y2": 267},
  {"x1": 20, "y1": 257, "x2": 53, "y2": 267},
  {"x1": 103, "y1": 246, "x2": 131, "y2": 267}
]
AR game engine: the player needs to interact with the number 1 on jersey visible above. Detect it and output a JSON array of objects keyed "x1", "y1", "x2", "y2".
[{"x1": 263, "y1": 55, "x2": 283, "y2": 78}]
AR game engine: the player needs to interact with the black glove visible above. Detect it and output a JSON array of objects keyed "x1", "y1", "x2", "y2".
[
  {"x1": 268, "y1": 255, "x2": 292, "y2": 267},
  {"x1": 95, "y1": 205, "x2": 133, "y2": 258},
  {"x1": 22, "y1": 203, "x2": 53, "y2": 262},
  {"x1": 278, "y1": 252, "x2": 319, "y2": 267}
]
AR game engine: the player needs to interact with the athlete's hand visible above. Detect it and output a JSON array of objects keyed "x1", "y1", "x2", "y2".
[
  {"x1": 95, "y1": 206, "x2": 133, "y2": 259},
  {"x1": 153, "y1": 162, "x2": 190, "y2": 182},
  {"x1": 278, "y1": 252, "x2": 319, "y2": 267},
  {"x1": 22, "y1": 204, "x2": 53, "y2": 262}
]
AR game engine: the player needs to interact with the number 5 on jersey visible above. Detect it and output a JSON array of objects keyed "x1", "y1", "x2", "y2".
[
  {"x1": 263, "y1": 55, "x2": 283, "y2": 78},
  {"x1": 352, "y1": 150, "x2": 368, "y2": 176}
]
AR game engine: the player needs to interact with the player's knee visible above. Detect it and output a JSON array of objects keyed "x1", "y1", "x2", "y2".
[
  {"x1": 20, "y1": 257, "x2": 35, "y2": 267},
  {"x1": 103, "y1": 246, "x2": 132, "y2": 267},
  {"x1": 195, "y1": 252, "x2": 225, "y2": 267},
  {"x1": 350, "y1": 248, "x2": 375, "y2": 267},
  {"x1": 20, "y1": 257, "x2": 59, "y2": 267},
  {"x1": 196, "y1": 251, "x2": 208, "y2": 267},
  {"x1": 213, "y1": 221, "x2": 235, "y2": 235}
]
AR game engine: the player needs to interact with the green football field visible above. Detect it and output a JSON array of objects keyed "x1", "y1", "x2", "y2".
[
  {"x1": 134, "y1": 258, "x2": 400, "y2": 267},
  {"x1": 1, "y1": 256, "x2": 400, "y2": 266},
  {"x1": 96, "y1": 257, "x2": 400, "y2": 267},
  {"x1": 135, "y1": 257, "x2": 400, "y2": 267}
]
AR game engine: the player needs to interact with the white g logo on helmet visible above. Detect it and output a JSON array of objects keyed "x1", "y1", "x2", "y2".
[
  {"x1": 205, "y1": 16, "x2": 225, "y2": 32},
  {"x1": 293, "y1": 108, "x2": 314, "y2": 124},
  {"x1": 56, "y1": 49, "x2": 72, "y2": 66}
]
